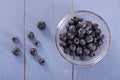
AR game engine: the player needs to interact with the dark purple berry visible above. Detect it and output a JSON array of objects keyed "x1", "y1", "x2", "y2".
[
  {"x1": 87, "y1": 43, "x2": 96, "y2": 51},
  {"x1": 92, "y1": 23, "x2": 98, "y2": 30},
  {"x1": 78, "y1": 28, "x2": 86, "y2": 35},
  {"x1": 83, "y1": 49, "x2": 90, "y2": 55},
  {"x1": 59, "y1": 42, "x2": 67, "y2": 47},
  {"x1": 64, "y1": 48, "x2": 71, "y2": 54},
  {"x1": 85, "y1": 35, "x2": 93, "y2": 43},
  {"x1": 85, "y1": 26, "x2": 92, "y2": 34},
  {"x1": 68, "y1": 20, "x2": 74, "y2": 26},
  {"x1": 86, "y1": 21, "x2": 92, "y2": 27},
  {"x1": 69, "y1": 25, "x2": 76, "y2": 33},
  {"x1": 78, "y1": 34, "x2": 84, "y2": 38},
  {"x1": 80, "y1": 54, "x2": 87, "y2": 60},
  {"x1": 73, "y1": 37, "x2": 80, "y2": 45},
  {"x1": 95, "y1": 28, "x2": 101, "y2": 34},
  {"x1": 67, "y1": 32, "x2": 74, "y2": 39},
  {"x1": 70, "y1": 44, "x2": 76, "y2": 51},
  {"x1": 37, "y1": 21, "x2": 46, "y2": 29},
  {"x1": 59, "y1": 33, "x2": 67, "y2": 41},
  {"x1": 76, "y1": 47, "x2": 82, "y2": 54},
  {"x1": 79, "y1": 39, "x2": 86, "y2": 46},
  {"x1": 89, "y1": 52, "x2": 95, "y2": 57},
  {"x1": 77, "y1": 21, "x2": 86, "y2": 28}
]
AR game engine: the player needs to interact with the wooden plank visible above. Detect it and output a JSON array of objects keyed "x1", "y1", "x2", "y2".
[
  {"x1": 0, "y1": 0, "x2": 24, "y2": 80},
  {"x1": 73, "y1": 0, "x2": 120, "y2": 80},
  {"x1": 25, "y1": 0, "x2": 72, "y2": 80}
]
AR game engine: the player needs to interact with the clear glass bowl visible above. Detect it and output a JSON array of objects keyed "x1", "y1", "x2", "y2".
[{"x1": 55, "y1": 10, "x2": 111, "y2": 66}]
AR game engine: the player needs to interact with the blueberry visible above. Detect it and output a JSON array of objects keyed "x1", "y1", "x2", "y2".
[
  {"x1": 69, "y1": 25, "x2": 76, "y2": 33},
  {"x1": 37, "y1": 21, "x2": 46, "y2": 29},
  {"x1": 87, "y1": 43, "x2": 96, "y2": 51},
  {"x1": 85, "y1": 26, "x2": 92, "y2": 34},
  {"x1": 76, "y1": 47, "x2": 82, "y2": 54},
  {"x1": 78, "y1": 33, "x2": 84, "y2": 38},
  {"x1": 95, "y1": 28, "x2": 101, "y2": 34},
  {"x1": 69, "y1": 51, "x2": 75, "y2": 56},
  {"x1": 85, "y1": 35, "x2": 93, "y2": 43},
  {"x1": 64, "y1": 48, "x2": 71, "y2": 54},
  {"x1": 80, "y1": 54, "x2": 87, "y2": 60},
  {"x1": 70, "y1": 44, "x2": 76, "y2": 51},
  {"x1": 77, "y1": 21, "x2": 86, "y2": 28},
  {"x1": 68, "y1": 20, "x2": 74, "y2": 26},
  {"x1": 39, "y1": 58, "x2": 45, "y2": 65},
  {"x1": 98, "y1": 34, "x2": 105, "y2": 40},
  {"x1": 71, "y1": 17, "x2": 79, "y2": 25},
  {"x1": 98, "y1": 40, "x2": 103, "y2": 46},
  {"x1": 59, "y1": 33, "x2": 67, "y2": 41},
  {"x1": 83, "y1": 49, "x2": 90, "y2": 55},
  {"x1": 73, "y1": 37, "x2": 80, "y2": 45},
  {"x1": 79, "y1": 39, "x2": 86, "y2": 45},
  {"x1": 86, "y1": 21, "x2": 92, "y2": 27},
  {"x1": 89, "y1": 52, "x2": 95, "y2": 57},
  {"x1": 67, "y1": 32, "x2": 74, "y2": 39},
  {"x1": 67, "y1": 40, "x2": 73, "y2": 45},
  {"x1": 92, "y1": 23, "x2": 98, "y2": 30},
  {"x1": 59, "y1": 42, "x2": 67, "y2": 47},
  {"x1": 91, "y1": 31, "x2": 95, "y2": 37},
  {"x1": 93, "y1": 38, "x2": 98, "y2": 43},
  {"x1": 78, "y1": 28, "x2": 86, "y2": 35},
  {"x1": 77, "y1": 18, "x2": 84, "y2": 22}
]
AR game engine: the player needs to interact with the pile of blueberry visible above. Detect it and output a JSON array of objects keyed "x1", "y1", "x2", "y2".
[{"x1": 59, "y1": 17, "x2": 105, "y2": 60}]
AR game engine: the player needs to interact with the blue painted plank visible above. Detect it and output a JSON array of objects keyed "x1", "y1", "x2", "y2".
[
  {"x1": 0, "y1": 0, "x2": 24, "y2": 80},
  {"x1": 25, "y1": 0, "x2": 72, "y2": 80},
  {"x1": 73, "y1": 0, "x2": 120, "y2": 80}
]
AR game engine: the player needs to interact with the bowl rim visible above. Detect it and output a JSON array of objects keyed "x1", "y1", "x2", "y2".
[{"x1": 55, "y1": 10, "x2": 111, "y2": 66}]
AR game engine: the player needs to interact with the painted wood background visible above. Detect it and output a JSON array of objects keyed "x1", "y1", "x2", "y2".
[{"x1": 0, "y1": 0, "x2": 120, "y2": 80}]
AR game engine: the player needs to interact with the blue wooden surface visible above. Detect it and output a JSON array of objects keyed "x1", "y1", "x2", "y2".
[
  {"x1": 0, "y1": 0, "x2": 120, "y2": 80},
  {"x1": 25, "y1": 0, "x2": 72, "y2": 80},
  {"x1": 0, "y1": 0, "x2": 24, "y2": 80}
]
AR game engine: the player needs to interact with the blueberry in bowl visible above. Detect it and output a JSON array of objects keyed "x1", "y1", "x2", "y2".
[{"x1": 55, "y1": 10, "x2": 111, "y2": 66}]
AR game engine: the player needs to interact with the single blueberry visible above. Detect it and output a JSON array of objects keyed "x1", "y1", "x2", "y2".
[
  {"x1": 83, "y1": 49, "x2": 90, "y2": 55},
  {"x1": 77, "y1": 21, "x2": 86, "y2": 28},
  {"x1": 70, "y1": 44, "x2": 76, "y2": 51},
  {"x1": 67, "y1": 32, "x2": 74, "y2": 39},
  {"x1": 69, "y1": 25, "x2": 76, "y2": 33},
  {"x1": 95, "y1": 28, "x2": 101, "y2": 34},
  {"x1": 85, "y1": 26, "x2": 92, "y2": 34},
  {"x1": 87, "y1": 43, "x2": 96, "y2": 51},
  {"x1": 85, "y1": 35, "x2": 93, "y2": 43},
  {"x1": 64, "y1": 48, "x2": 71, "y2": 54},
  {"x1": 78, "y1": 28, "x2": 86, "y2": 35},
  {"x1": 92, "y1": 23, "x2": 98, "y2": 30},
  {"x1": 79, "y1": 39, "x2": 86, "y2": 46},
  {"x1": 73, "y1": 37, "x2": 80, "y2": 45},
  {"x1": 59, "y1": 42, "x2": 67, "y2": 48},
  {"x1": 80, "y1": 54, "x2": 87, "y2": 60},
  {"x1": 76, "y1": 47, "x2": 82, "y2": 54},
  {"x1": 59, "y1": 33, "x2": 67, "y2": 41},
  {"x1": 89, "y1": 52, "x2": 95, "y2": 57}
]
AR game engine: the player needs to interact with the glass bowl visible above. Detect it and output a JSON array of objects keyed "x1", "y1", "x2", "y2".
[{"x1": 55, "y1": 10, "x2": 111, "y2": 66}]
